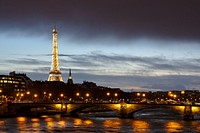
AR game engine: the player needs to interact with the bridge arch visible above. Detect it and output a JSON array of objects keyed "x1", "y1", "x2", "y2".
[
  {"x1": 127, "y1": 106, "x2": 183, "y2": 118},
  {"x1": 65, "y1": 103, "x2": 121, "y2": 116}
]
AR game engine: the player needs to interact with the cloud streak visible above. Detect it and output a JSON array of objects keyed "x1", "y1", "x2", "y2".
[
  {"x1": 3, "y1": 52, "x2": 199, "y2": 91},
  {"x1": 58, "y1": 52, "x2": 200, "y2": 76},
  {"x1": 3, "y1": 53, "x2": 200, "y2": 78}
]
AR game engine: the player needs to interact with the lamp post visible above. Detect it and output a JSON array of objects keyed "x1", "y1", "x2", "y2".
[
  {"x1": 76, "y1": 92, "x2": 80, "y2": 101},
  {"x1": 49, "y1": 93, "x2": 52, "y2": 102},
  {"x1": 85, "y1": 93, "x2": 90, "y2": 103},
  {"x1": 114, "y1": 93, "x2": 118, "y2": 102},
  {"x1": 26, "y1": 91, "x2": 30, "y2": 101},
  {"x1": 16, "y1": 93, "x2": 19, "y2": 102},
  {"x1": 33, "y1": 94, "x2": 38, "y2": 102},
  {"x1": 0, "y1": 90, "x2": 2, "y2": 102},
  {"x1": 106, "y1": 92, "x2": 110, "y2": 102},
  {"x1": 60, "y1": 93, "x2": 64, "y2": 102}
]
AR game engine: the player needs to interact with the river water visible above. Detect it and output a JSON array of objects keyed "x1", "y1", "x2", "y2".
[{"x1": 0, "y1": 110, "x2": 200, "y2": 133}]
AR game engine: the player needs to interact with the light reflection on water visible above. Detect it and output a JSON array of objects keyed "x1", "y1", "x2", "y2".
[
  {"x1": 165, "y1": 121, "x2": 184, "y2": 133},
  {"x1": 132, "y1": 120, "x2": 149, "y2": 132},
  {"x1": 0, "y1": 115, "x2": 200, "y2": 132}
]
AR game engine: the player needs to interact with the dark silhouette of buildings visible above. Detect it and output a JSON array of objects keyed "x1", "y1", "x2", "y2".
[{"x1": 0, "y1": 71, "x2": 32, "y2": 96}]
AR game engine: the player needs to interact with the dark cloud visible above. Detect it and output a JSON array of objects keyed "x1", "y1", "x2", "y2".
[{"x1": 0, "y1": 0, "x2": 200, "y2": 42}]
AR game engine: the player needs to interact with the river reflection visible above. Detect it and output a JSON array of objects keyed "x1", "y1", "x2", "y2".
[
  {"x1": 165, "y1": 121, "x2": 184, "y2": 132},
  {"x1": 0, "y1": 115, "x2": 200, "y2": 132},
  {"x1": 132, "y1": 120, "x2": 149, "y2": 132}
]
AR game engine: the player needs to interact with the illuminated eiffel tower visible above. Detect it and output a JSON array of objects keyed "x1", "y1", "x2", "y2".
[{"x1": 48, "y1": 25, "x2": 63, "y2": 82}]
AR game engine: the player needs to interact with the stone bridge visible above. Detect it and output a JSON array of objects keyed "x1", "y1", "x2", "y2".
[
  {"x1": 8, "y1": 102, "x2": 200, "y2": 120},
  {"x1": 62, "y1": 102, "x2": 200, "y2": 120}
]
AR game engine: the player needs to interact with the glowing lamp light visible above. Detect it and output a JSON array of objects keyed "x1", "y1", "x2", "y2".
[
  {"x1": 107, "y1": 92, "x2": 110, "y2": 96},
  {"x1": 34, "y1": 94, "x2": 37, "y2": 98},
  {"x1": 76, "y1": 92, "x2": 80, "y2": 96},
  {"x1": 114, "y1": 93, "x2": 118, "y2": 97},
  {"x1": 86, "y1": 93, "x2": 90, "y2": 97}
]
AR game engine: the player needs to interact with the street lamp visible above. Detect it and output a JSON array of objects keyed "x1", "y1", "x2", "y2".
[
  {"x1": 107, "y1": 92, "x2": 110, "y2": 96},
  {"x1": 173, "y1": 94, "x2": 177, "y2": 98},
  {"x1": 49, "y1": 93, "x2": 52, "y2": 97},
  {"x1": 114, "y1": 93, "x2": 118, "y2": 97},
  {"x1": 34, "y1": 94, "x2": 37, "y2": 98},
  {"x1": 26, "y1": 91, "x2": 30, "y2": 95},
  {"x1": 86, "y1": 93, "x2": 90, "y2": 97},
  {"x1": 76, "y1": 92, "x2": 80, "y2": 96},
  {"x1": 60, "y1": 93, "x2": 64, "y2": 97},
  {"x1": 181, "y1": 90, "x2": 185, "y2": 95}
]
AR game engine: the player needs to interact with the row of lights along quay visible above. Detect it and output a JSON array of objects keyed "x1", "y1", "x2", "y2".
[{"x1": 0, "y1": 71, "x2": 200, "y2": 105}]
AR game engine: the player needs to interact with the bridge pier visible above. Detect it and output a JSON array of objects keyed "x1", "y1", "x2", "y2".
[
  {"x1": 61, "y1": 102, "x2": 67, "y2": 112},
  {"x1": 183, "y1": 105, "x2": 194, "y2": 120},
  {"x1": 60, "y1": 103, "x2": 79, "y2": 117},
  {"x1": 119, "y1": 102, "x2": 133, "y2": 118}
]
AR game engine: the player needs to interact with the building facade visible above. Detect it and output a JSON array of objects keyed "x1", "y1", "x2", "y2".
[{"x1": 0, "y1": 71, "x2": 32, "y2": 96}]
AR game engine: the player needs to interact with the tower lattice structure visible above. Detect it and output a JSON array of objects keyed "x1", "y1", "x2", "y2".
[{"x1": 48, "y1": 25, "x2": 63, "y2": 82}]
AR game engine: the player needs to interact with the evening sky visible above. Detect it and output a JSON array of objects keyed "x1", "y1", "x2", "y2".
[{"x1": 0, "y1": 0, "x2": 200, "y2": 91}]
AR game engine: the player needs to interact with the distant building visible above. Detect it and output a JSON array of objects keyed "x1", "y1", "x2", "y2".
[
  {"x1": 0, "y1": 71, "x2": 32, "y2": 96},
  {"x1": 67, "y1": 69, "x2": 73, "y2": 85}
]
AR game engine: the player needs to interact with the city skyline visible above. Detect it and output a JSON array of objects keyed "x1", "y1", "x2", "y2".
[{"x1": 1, "y1": 0, "x2": 200, "y2": 91}]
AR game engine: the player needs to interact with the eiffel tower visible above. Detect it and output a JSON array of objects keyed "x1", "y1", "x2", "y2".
[{"x1": 48, "y1": 25, "x2": 63, "y2": 82}]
